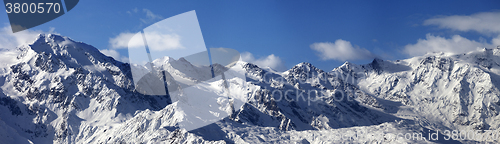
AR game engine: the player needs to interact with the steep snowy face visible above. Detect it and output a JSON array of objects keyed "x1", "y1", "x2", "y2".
[
  {"x1": 0, "y1": 34, "x2": 245, "y2": 143},
  {"x1": 0, "y1": 34, "x2": 175, "y2": 143},
  {"x1": 234, "y1": 48, "x2": 500, "y2": 142},
  {"x1": 3, "y1": 33, "x2": 500, "y2": 143},
  {"x1": 234, "y1": 62, "x2": 398, "y2": 131},
  {"x1": 353, "y1": 49, "x2": 500, "y2": 133},
  {"x1": 149, "y1": 56, "x2": 228, "y2": 89}
]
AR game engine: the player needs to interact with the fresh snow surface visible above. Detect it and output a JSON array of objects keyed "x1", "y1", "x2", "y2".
[{"x1": 0, "y1": 34, "x2": 499, "y2": 143}]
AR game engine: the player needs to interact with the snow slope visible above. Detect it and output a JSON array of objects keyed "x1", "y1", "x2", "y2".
[{"x1": 0, "y1": 34, "x2": 499, "y2": 143}]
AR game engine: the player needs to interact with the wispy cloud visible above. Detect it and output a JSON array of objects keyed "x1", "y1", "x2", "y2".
[
  {"x1": 310, "y1": 39, "x2": 375, "y2": 61},
  {"x1": 126, "y1": 8, "x2": 139, "y2": 15},
  {"x1": 126, "y1": 8, "x2": 164, "y2": 25},
  {"x1": 109, "y1": 32, "x2": 184, "y2": 51},
  {"x1": 424, "y1": 11, "x2": 500, "y2": 35},
  {"x1": 141, "y1": 9, "x2": 163, "y2": 24},
  {"x1": 404, "y1": 34, "x2": 500, "y2": 56},
  {"x1": 0, "y1": 25, "x2": 57, "y2": 49},
  {"x1": 405, "y1": 11, "x2": 500, "y2": 56},
  {"x1": 241, "y1": 52, "x2": 287, "y2": 71}
]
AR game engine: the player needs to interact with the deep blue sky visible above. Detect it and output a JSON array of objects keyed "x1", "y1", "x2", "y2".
[{"x1": 1, "y1": 0, "x2": 499, "y2": 71}]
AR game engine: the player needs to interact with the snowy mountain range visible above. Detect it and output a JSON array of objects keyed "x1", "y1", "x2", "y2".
[{"x1": 1, "y1": 34, "x2": 500, "y2": 143}]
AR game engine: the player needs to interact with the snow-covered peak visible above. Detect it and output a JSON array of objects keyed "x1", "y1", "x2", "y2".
[
  {"x1": 28, "y1": 34, "x2": 99, "y2": 54},
  {"x1": 292, "y1": 62, "x2": 316, "y2": 70},
  {"x1": 295, "y1": 62, "x2": 313, "y2": 67},
  {"x1": 16, "y1": 34, "x2": 120, "y2": 71},
  {"x1": 287, "y1": 62, "x2": 324, "y2": 75},
  {"x1": 152, "y1": 56, "x2": 176, "y2": 64},
  {"x1": 151, "y1": 56, "x2": 212, "y2": 83},
  {"x1": 334, "y1": 61, "x2": 361, "y2": 72},
  {"x1": 4, "y1": 34, "x2": 500, "y2": 143}
]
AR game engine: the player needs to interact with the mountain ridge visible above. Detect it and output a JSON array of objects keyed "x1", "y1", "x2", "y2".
[{"x1": 1, "y1": 34, "x2": 499, "y2": 143}]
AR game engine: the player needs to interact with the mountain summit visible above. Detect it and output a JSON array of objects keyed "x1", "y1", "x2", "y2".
[{"x1": 0, "y1": 34, "x2": 499, "y2": 143}]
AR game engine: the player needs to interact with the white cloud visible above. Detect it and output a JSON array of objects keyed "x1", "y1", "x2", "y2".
[
  {"x1": 493, "y1": 35, "x2": 500, "y2": 47},
  {"x1": 109, "y1": 32, "x2": 136, "y2": 49},
  {"x1": 310, "y1": 39, "x2": 375, "y2": 61},
  {"x1": 410, "y1": 12, "x2": 500, "y2": 56},
  {"x1": 404, "y1": 34, "x2": 500, "y2": 56},
  {"x1": 0, "y1": 25, "x2": 57, "y2": 49},
  {"x1": 100, "y1": 49, "x2": 129, "y2": 62},
  {"x1": 142, "y1": 9, "x2": 163, "y2": 22},
  {"x1": 109, "y1": 8, "x2": 182, "y2": 50},
  {"x1": 140, "y1": 9, "x2": 163, "y2": 24},
  {"x1": 241, "y1": 52, "x2": 286, "y2": 71},
  {"x1": 125, "y1": 8, "x2": 163, "y2": 28},
  {"x1": 109, "y1": 31, "x2": 184, "y2": 51},
  {"x1": 424, "y1": 11, "x2": 500, "y2": 35},
  {"x1": 142, "y1": 32, "x2": 183, "y2": 51}
]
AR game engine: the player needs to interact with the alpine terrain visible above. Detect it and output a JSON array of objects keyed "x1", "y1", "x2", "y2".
[{"x1": 1, "y1": 34, "x2": 499, "y2": 143}]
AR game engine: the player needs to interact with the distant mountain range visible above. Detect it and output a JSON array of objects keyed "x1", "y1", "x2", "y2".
[{"x1": 1, "y1": 34, "x2": 499, "y2": 143}]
